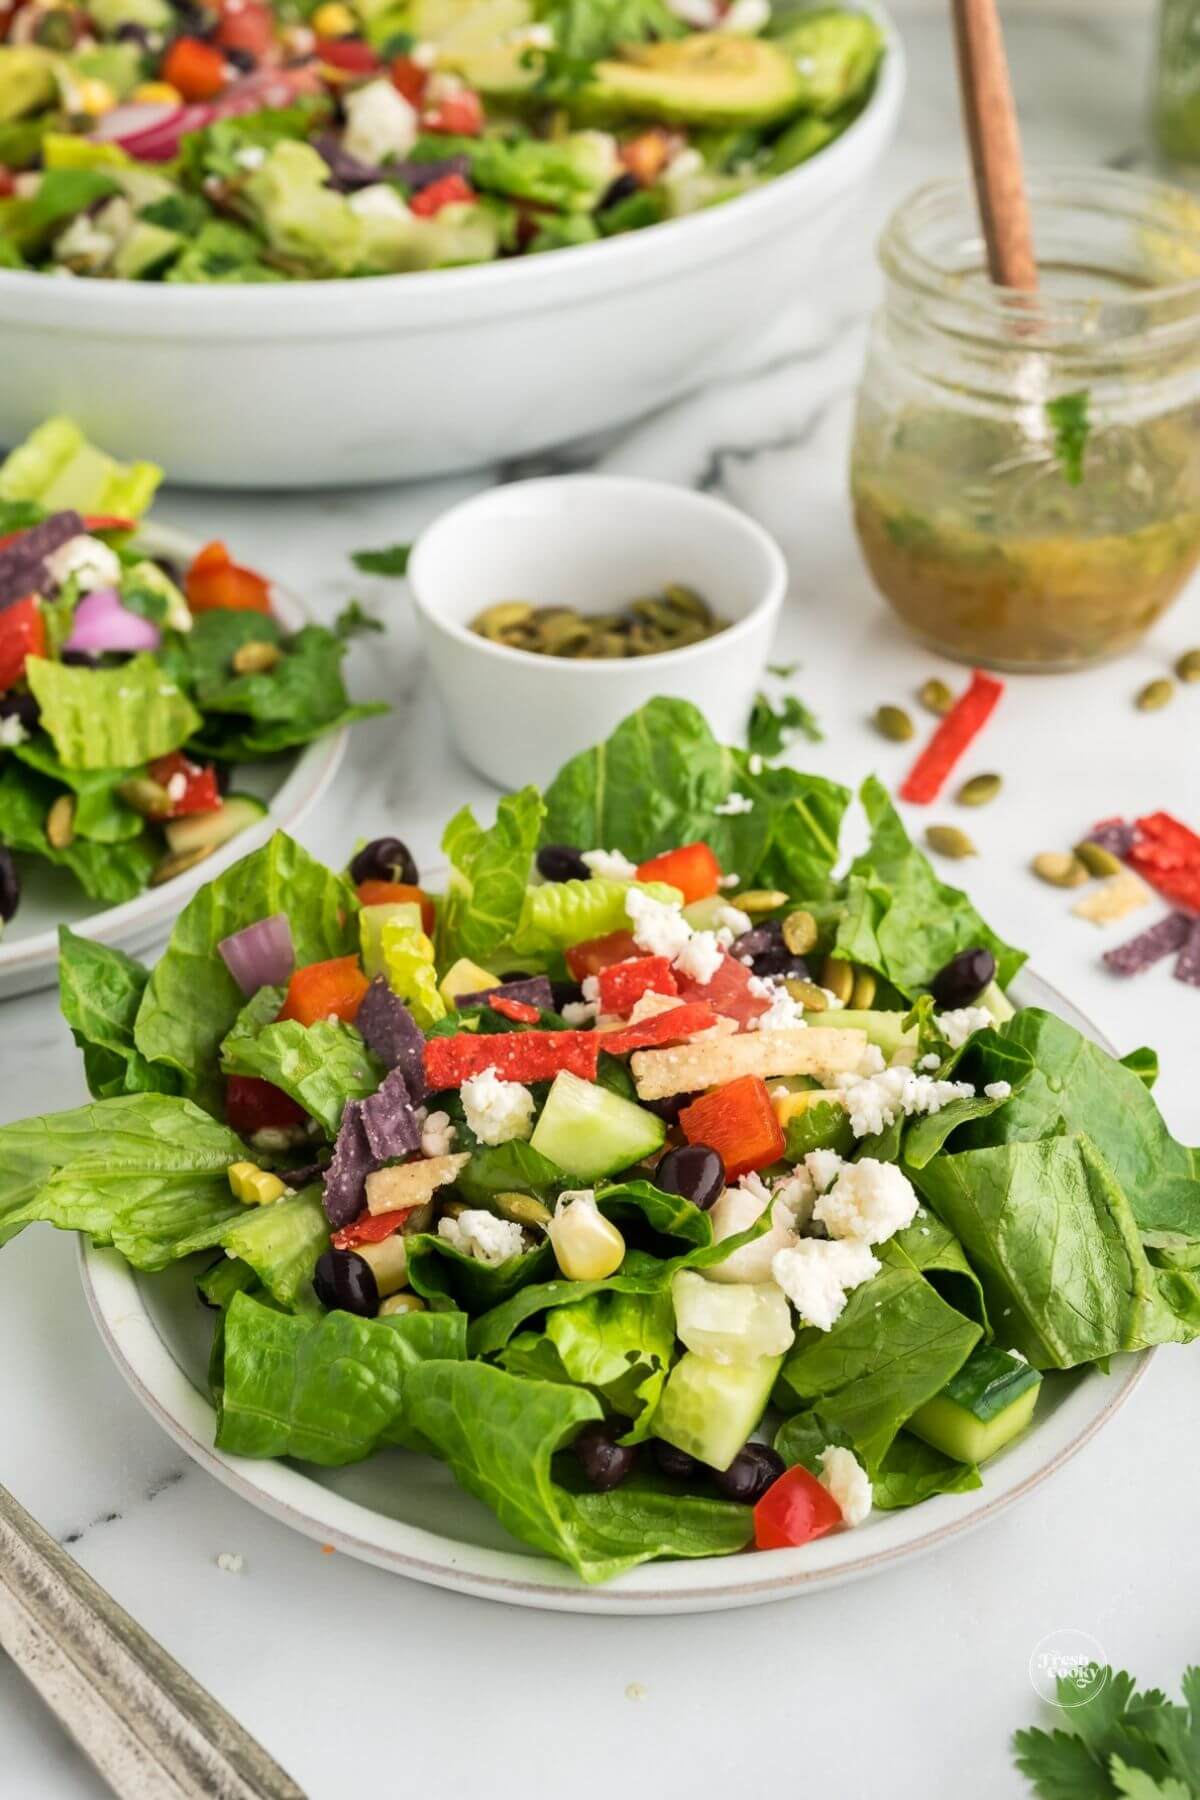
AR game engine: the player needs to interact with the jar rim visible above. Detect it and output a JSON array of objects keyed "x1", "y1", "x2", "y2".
[{"x1": 878, "y1": 167, "x2": 1200, "y2": 346}]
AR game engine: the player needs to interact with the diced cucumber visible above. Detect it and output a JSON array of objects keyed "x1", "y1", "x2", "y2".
[
  {"x1": 530, "y1": 1069, "x2": 665, "y2": 1182},
  {"x1": 360, "y1": 902, "x2": 422, "y2": 979},
  {"x1": 439, "y1": 956, "x2": 501, "y2": 1006},
  {"x1": 671, "y1": 1270, "x2": 794, "y2": 1366},
  {"x1": 979, "y1": 980, "x2": 1016, "y2": 1024},
  {"x1": 112, "y1": 219, "x2": 179, "y2": 280},
  {"x1": 809, "y1": 1008, "x2": 915, "y2": 1061},
  {"x1": 652, "y1": 1349, "x2": 783, "y2": 1471},
  {"x1": 164, "y1": 794, "x2": 267, "y2": 857},
  {"x1": 908, "y1": 1345, "x2": 1042, "y2": 1465},
  {"x1": 683, "y1": 895, "x2": 729, "y2": 931}
]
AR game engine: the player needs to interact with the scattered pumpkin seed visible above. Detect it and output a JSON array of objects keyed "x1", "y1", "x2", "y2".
[
  {"x1": 150, "y1": 843, "x2": 216, "y2": 886},
  {"x1": 1174, "y1": 648, "x2": 1200, "y2": 683},
  {"x1": 231, "y1": 639, "x2": 283, "y2": 675},
  {"x1": 378, "y1": 1292, "x2": 427, "y2": 1318},
  {"x1": 735, "y1": 889, "x2": 790, "y2": 915},
  {"x1": 918, "y1": 677, "x2": 955, "y2": 716},
  {"x1": 401, "y1": 1201, "x2": 436, "y2": 1235},
  {"x1": 469, "y1": 585, "x2": 728, "y2": 659},
  {"x1": 1073, "y1": 839, "x2": 1123, "y2": 878},
  {"x1": 46, "y1": 794, "x2": 76, "y2": 849},
  {"x1": 956, "y1": 772, "x2": 1002, "y2": 808},
  {"x1": 1032, "y1": 850, "x2": 1089, "y2": 888},
  {"x1": 873, "y1": 703, "x2": 915, "y2": 742},
  {"x1": 925, "y1": 825, "x2": 977, "y2": 859},
  {"x1": 439, "y1": 1198, "x2": 468, "y2": 1222},
  {"x1": 783, "y1": 977, "x2": 828, "y2": 1011},
  {"x1": 781, "y1": 908, "x2": 819, "y2": 956},
  {"x1": 493, "y1": 1192, "x2": 552, "y2": 1231},
  {"x1": 819, "y1": 955, "x2": 855, "y2": 1004},
  {"x1": 117, "y1": 776, "x2": 172, "y2": 820},
  {"x1": 850, "y1": 968, "x2": 877, "y2": 1009},
  {"x1": 1136, "y1": 677, "x2": 1174, "y2": 711}
]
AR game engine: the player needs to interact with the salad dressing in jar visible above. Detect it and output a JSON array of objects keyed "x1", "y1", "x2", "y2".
[{"x1": 849, "y1": 171, "x2": 1200, "y2": 670}]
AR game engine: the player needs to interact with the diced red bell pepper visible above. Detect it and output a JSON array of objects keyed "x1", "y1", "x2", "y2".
[
  {"x1": 390, "y1": 54, "x2": 427, "y2": 106},
  {"x1": 314, "y1": 36, "x2": 379, "y2": 73},
  {"x1": 754, "y1": 1465, "x2": 844, "y2": 1551},
  {"x1": 636, "y1": 842, "x2": 721, "y2": 905},
  {"x1": 675, "y1": 952, "x2": 771, "y2": 1031},
  {"x1": 162, "y1": 35, "x2": 228, "y2": 101},
  {"x1": 490, "y1": 994, "x2": 541, "y2": 1024},
  {"x1": 147, "y1": 750, "x2": 221, "y2": 818},
  {"x1": 0, "y1": 167, "x2": 14, "y2": 201},
  {"x1": 565, "y1": 929, "x2": 639, "y2": 982},
  {"x1": 602, "y1": 1000, "x2": 717, "y2": 1057},
  {"x1": 215, "y1": 0, "x2": 275, "y2": 59},
  {"x1": 679, "y1": 1075, "x2": 785, "y2": 1179},
  {"x1": 425, "y1": 1028, "x2": 599, "y2": 1090},
  {"x1": 332, "y1": 1208, "x2": 413, "y2": 1250},
  {"x1": 410, "y1": 172, "x2": 476, "y2": 216},
  {"x1": 421, "y1": 87, "x2": 483, "y2": 135},
  {"x1": 1127, "y1": 812, "x2": 1200, "y2": 913},
  {"x1": 597, "y1": 954, "x2": 678, "y2": 1016},
  {"x1": 899, "y1": 669, "x2": 1004, "y2": 805},
  {"x1": 185, "y1": 540, "x2": 272, "y2": 615},
  {"x1": 278, "y1": 956, "x2": 369, "y2": 1027},
  {"x1": 225, "y1": 1074, "x2": 307, "y2": 1134},
  {"x1": 355, "y1": 879, "x2": 436, "y2": 936},
  {"x1": 81, "y1": 513, "x2": 137, "y2": 534},
  {"x1": 619, "y1": 128, "x2": 674, "y2": 185},
  {"x1": 0, "y1": 595, "x2": 44, "y2": 692}
]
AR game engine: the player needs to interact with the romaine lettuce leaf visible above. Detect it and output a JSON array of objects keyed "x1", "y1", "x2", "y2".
[
  {"x1": 58, "y1": 926, "x2": 180, "y2": 1100},
  {"x1": 179, "y1": 615, "x2": 386, "y2": 754},
  {"x1": 507, "y1": 876, "x2": 679, "y2": 960},
  {"x1": 211, "y1": 1188, "x2": 329, "y2": 1311},
  {"x1": 13, "y1": 736, "x2": 142, "y2": 842},
  {"x1": 502, "y1": 1285, "x2": 675, "y2": 1440},
  {"x1": 0, "y1": 415, "x2": 160, "y2": 517},
  {"x1": 406, "y1": 1233, "x2": 557, "y2": 1315},
  {"x1": 215, "y1": 1291, "x2": 467, "y2": 1464},
  {"x1": 0, "y1": 760, "x2": 156, "y2": 903},
  {"x1": 455, "y1": 1141, "x2": 566, "y2": 1209},
  {"x1": 438, "y1": 784, "x2": 544, "y2": 966},
  {"x1": 26, "y1": 654, "x2": 201, "y2": 772},
  {"x1": 774, "y1": 1411, "x2": 981, "y2": 1511},
  {"x1": 220, "y1": 1017, "x2": 384, "y2": 1139},
  {"x1": 133, "y1": 832, "x2": 360, "y2": 1113}
]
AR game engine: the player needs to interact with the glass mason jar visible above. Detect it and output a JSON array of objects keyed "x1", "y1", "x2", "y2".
[
  {"x1": 849, "y1": 170, "x2": 1200, "y2": 670},
  {"x1": 1155, "y1": 0, "x2": 1200, "y2": 165}
]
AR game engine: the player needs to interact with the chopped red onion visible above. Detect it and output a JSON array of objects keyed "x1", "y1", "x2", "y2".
[
  {"x1": 64, "y1": 588, "x2": 161, "y2": 655},
  {"x1": 218, "y1": 913, "x2": 295, "y2": 996}
]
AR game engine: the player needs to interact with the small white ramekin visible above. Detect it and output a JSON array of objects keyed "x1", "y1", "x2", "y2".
[{"x1": 408, "y1": 475, "x2": 787, "y2": 790}]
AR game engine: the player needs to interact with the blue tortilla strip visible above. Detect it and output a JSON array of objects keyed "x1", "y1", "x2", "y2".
[
  {"x1": 360, "y1": 1066, "x2": 422, "y2": 1162},
  {"x1": 355, "y1": 978, "x2": 426, "y2": 1104},
  {"x1": 0, "y1": 510, "x2": 85, "y2": 609},
  {"x1": 455, "y1": 976, "x2": 554, "y2": 1014},
  {"x1": 1103, "y1": 910, "x2": 1191, "y2": 976},
  {"x1": 312, "y1": 134, "x2": 470, "y2": 193},
  {"x1": 322, "y1": 1099, "x2": 375, "y2": 1227},
  {"x1": 1173, "y1": 917, "x2": 1200, "y2": 987},
  {"x1": 1087, "y1": 817, "x2": 1136, "y2": 860}
]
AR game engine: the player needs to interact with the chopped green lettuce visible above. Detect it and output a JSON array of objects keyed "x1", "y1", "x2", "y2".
[
  {"x1": 438, "y1": 784, "x2": 545, "y2": 966},
  {"x1": 220, "y1": 1017, "x2": 384, "y2": 1138},
  {"x1": 508, "y1": 876, "x2": 679, "y2": 960},
  {"x1": 58, "y1": 927, "x2": 181, "y2": 1101},
  {"x1": 11, "y1": 738, "x2": 143, "y2": 843},
  {"x1": 26, "y1": 655, "x2": 200, "y2": 772},
  {"x1": 502, "y1": 1285, "x2": 675, "y2": 1439},
  {"x1": 0, "y1": 415, "x2": 161, "y2": 517},
  {"x1": 0, "y1": 760, "x2": 156, "y2": 903},
  {"x1": 212, "y1": 1189, "x2": 330, "y2": 1311}
]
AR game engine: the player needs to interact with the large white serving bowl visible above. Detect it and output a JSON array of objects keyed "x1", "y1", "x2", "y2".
[
  {"x1": 0, "y1": 13, "x2": 904, "y2": 489},
  {"x1": 79, "y1": 968, "x2": 1153, "y2": 1616}
]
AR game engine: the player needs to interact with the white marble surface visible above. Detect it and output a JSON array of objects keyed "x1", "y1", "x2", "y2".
[{"x1": 5, "y1": 14, "x2": 1200, "y2": 1799}]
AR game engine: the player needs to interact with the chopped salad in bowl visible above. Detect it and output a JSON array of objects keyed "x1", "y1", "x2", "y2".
[
  {"x1": 0, "y1": 0, "x2": 883, "y2": 281},
  {"x1": 0, "y1": 415, "x2": 384, "y2": 935},
  {"x1": 5, "y1": 697, "x2": 1196, "y2": 1585}
]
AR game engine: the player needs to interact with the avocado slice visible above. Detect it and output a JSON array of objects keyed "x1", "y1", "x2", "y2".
[
  {"x1": 112, "y1": 219, "x2": 181, "y2": 280},
  {"x1": 0, "y1": 47, "x2": 55, "y2": 125},
  {"x1": 908, "y1": 1345, "x2": 1043, "y2": 1466},
  {"x1": 766, "y1": 9, "x2": 883, "y2": 115},
  {"x1": 586, "y1": 35, "x2": 804, "y2": 129}
]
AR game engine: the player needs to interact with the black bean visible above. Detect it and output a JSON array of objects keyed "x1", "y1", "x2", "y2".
[
  {"x1": 573, "y1": 1422, "x2": 636, "y2": 1492},
  {"x1": 641, "y1": 1091, "x2": 690, "y2": 1124},
  {"x1": 349, "y1": 836, "x2": 419, "y2": 886},
  {"x1": 731, "y1": 921, "x2": 782, "y2": 961},
  {"x1": 0, "y1": 848, "x2": 19, "y2": 926},
  {"x1": 600, "y1": 171, "x2": 639, "y2": 210},
  {"x1": 114, "y1": 20, "x2": 151, "y2": 44},
  {"x1": 60, "y1": 649, "x2": 102, "y2": 668},
  {"x1": 0, "y1": 690, "x2": 39, "y2": 735},
  {"x1": 502, "y1": 969, "x2": 533, "y2": 983},
  {"x1": 223, "y1": 43, "x2": 256, "y2": 70},
  {"x1": 750, "y1": 948, "x2": 810, "y2": 981},
  {"x1": 930, "y1": 946, "x2": 997, "y2": 1009},
  {"x1": 651, "y1": 1439, "x2": 701, "y2": 1481},
  {"x1": 711, "y1": 1442, "x2": 785, "y2": 1505},
  {"x1": 536, "y1": 843, "x2": 591, "y2": 883},
  {"x1": 550, "y1": 979, "x2": 584, "y2": 1012},
  {"x1": 313, "y1": 1248, "x2": 378, "y2": 1317},
  {"x1": 654, "y1": 1142, "x2": 724, "y2": 1210},
  {"x1": 213, "y1": 761, "x2": 234, "y2": 796}
]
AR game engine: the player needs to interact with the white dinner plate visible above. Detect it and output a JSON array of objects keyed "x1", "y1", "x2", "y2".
[
  {"x1": 79, "y1": 968, "x2": 1152, "y2": 1614},
  {"x1": 0, "y1": 524, "x2": 346, "y2": 999}
]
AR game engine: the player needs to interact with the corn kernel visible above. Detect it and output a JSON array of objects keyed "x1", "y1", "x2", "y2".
[
  {"x1": 228, "y1": 1161, "x2": 286, "y2": 1206},
  {"x1": 133, "y1": 80, "x2": 183, "y2": 104},
  {"x1": 74, "y1": 77, "x2": 117, "y2": 117},
  {"x1": 772, "y1": 1089, "x2": 843, "y2": 1129},
  {"x1": 548, "y1": 1195, "x2": 624, "y2": 1282},
  {"x1": 313, "y1": 1, "x2": 356, "y2": 35}
]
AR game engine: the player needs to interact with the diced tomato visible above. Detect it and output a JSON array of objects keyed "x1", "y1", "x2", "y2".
[
  {"x1": 332, "y1": 1208, "x2": 413, "y2": 1250},
  {"x1": 679, "y1": 1075, "x2": 785, "y2": 1179},
  {"x1": 421, "y1": 87, "x2": 483, "y2": 135},
  {"x1": 636, "y1": 842, "x2": 721, "y2": 906},
  {"x1": 0, "y1": 167, "x2": 14, "y2": 201},
  {"x1": 162, "y1": 35, "x2": 228, "y2": 101},
  {"x1": 675, "y1": 952, "x2": 771, "y2": 1031},
  {"x1": 81, "y1": 513, "x2": 136, "y2": 534},
  {"x1": 603, "y1": 1000, "x2": 716, "y2": 1057},
  {"x1": 490, "y1": 994, "x2": 540, "y2": 1024},
  {"x1": 754, "y1": 1465, "x2": 844, "y2": 1552},
  {"x1": 425, "y1": 1027, "x2": 599, "y2": 1089},
  {"x1": 0, "y1": 595, "x2": 44, "y2": 693},
  {"x1": 389, "y1": 54, "x2": 427, "y2": 106},
  {"x1": 225, "y1": 1074, "x2": 306, "y2": 1134},
  {"x1": 409, "y1": 172, "x2": 476, "y2": 216},
  {"x1": 565, "y1": 929, "x2": 639, "y2": 983},
  {"x1": 314, "y1": 35, "x2": 379, "y2": 72},
  {"x1": 619, "y1": 128, "x2": 675, "y2": 185},
  {"x1": 279, "y1": 955, "x2": 369, "y2": 1027},
  {"x1": 147, "y1": 750, "x2": 221, "y2": 818},
  {"x1": 215, "y1": 0, "x2": 275, "y2": 59},
  {"x1": 355, "y1": 880, "x2": 436, "y2": 935},
  {"x1": 597, "y1": 955, "x2": 678, "y2": 1016},
  {"x1": 185, "y1": 540, "x2": 272, "y2": 615}
]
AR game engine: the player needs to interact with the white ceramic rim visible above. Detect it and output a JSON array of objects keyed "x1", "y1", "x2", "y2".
[
  {"x1": 0, "y1": 7, "x2": 905, "y2": 333},
  {"x1": 0, "y1": 522, "x2": 347, "y2": 986},
  {"x1": 407, "y1": 475, "x2": 789, "y2": 674},
  {"x1": 78, "y1": 968, "x2": 1154, "y2": 1613}
]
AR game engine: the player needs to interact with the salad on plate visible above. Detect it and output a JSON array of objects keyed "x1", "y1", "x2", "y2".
[
  {"x1": 0, "y1": 415, "x2": 384, "y2": 935},
  {"x1": 0, "y1": 0, "x2": 883, "y2": 281},
  {"x1": 3, "y1": 697, "x2": 1197, "y2": 1584}
]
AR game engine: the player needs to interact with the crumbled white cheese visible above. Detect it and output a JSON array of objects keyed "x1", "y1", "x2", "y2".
[
  {"x1": 714, "y1": 791, "x2": 754, "y2": 816},
  {"x1": 719, "y1": 0, "x2": 770, "y2": 29},
  {"x1": 216, "y1": 1551, "x2": 245, "y2": 1574},
  {"x1": 752, "y1": 986, "x2": 807, "y2": 1032},
  {"x1": 348, "y1": 183, "x2": 412, "y2": 219},
  {"x1": 984, "y1": 1080, "x2": 1012, "y2": 1101},
  {"x1": 814, "y1": 1158, "x2": 919, "y2": 1245},
  {"x1": 771, "y1": 1166, "x2": 815, "y2": 1231},
  {"x1": 674, "y1": 929, "x2": 724, "y2": 985},
  {"x1": 420, "y1": 1109, "x2": 456, "y2": 1158},
  {"x1": 626, "y1": 887, "x2": 693, "y2": 960},
  {"x1": 438, "y1": 1209, "x2": 526, "y2": 1265},
  {"x1": 714, "y1": 904, "x2": 752, "y2": 937},
  {"x1": 719, "y1": 872, "x2": 741, "y2": 888},
  {"x1": 234, "y1": 144, "x2": 267, "y2": 170},
  {"x1": 771, "y1": 1238, "x2": 880, "y2": 1331},
  {"x1": 706, "y1": 1175, "x2": 800, "y2": 1284},
  {"x1": 747, "y1": 752, "x2": 764, "y2": 775},
  {"x1": 818, "y1": 1445, "x2": 872, "y2": 1526},
  {"x1": 804, "y1": 1148, "x2": 843, "y2": 1194},
  {"x1": 42, "y1": 534, "x2": 121, "y2": 594},
  {"x1": 0, "y1": 714, "x2": 29, "y2": 748},
  {"x1": 459, "y1": 1066, "x2": 535, "y2": 1146},
  {"x1": 409, "y1": 38, "x2": 437, "y2": 66},
  {"x1": 53, "y1": 212, "x2": 117, "y2": 273},
  {"x1": 919, "y1": 1052, "x2": 942, "y2": 1072},
  {"x1": 423, "y1": 69, "x2": 465, "y2": 104},
  {"x1": 832, "y1": 1062, "x2": 974, "y2": 1139},
  {"x1": 581, "y1": 974, "x2": 600, "y2": 1003},
  {"x1": 583, "y1": 847, "x2": 639, "y2": 882},
  {"x1": 343, "y1": 78, "x2": 418, "y2": 166},
  {"x1": 561, "y1": 999, "x2": 600, "y2": 1027},
  {"x1": 165, "y1": 772, "x2": 188, "y2": 804},
  {"x1": 661, "y1": 146, "x2": 704, "y2": 187},
  {"x1": 937, "y1": 1005, "x2": 993, "y2": 1050}
]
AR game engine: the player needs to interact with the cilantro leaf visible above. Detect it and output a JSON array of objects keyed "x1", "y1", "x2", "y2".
[
  {"x1": 747, "y1": 690, "x2": 823, "y2": 757},
  {"x1": 334, "y1": 599, "x2": 384, "y2": 639},
  {"x1": 351, "y1": 543, "x2": 411, "y2": 576},
  {"x1": 1046, "y1": 390, "x2": 1091, "y2": 486},
  {"x1": 1013, "y1": 1666, "x2": 1200, "y2": 1800}
]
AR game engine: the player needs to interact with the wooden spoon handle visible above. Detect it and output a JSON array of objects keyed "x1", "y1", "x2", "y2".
[{"x1": 951, "y1": 0, "x2": 1037, "y2": 291}]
